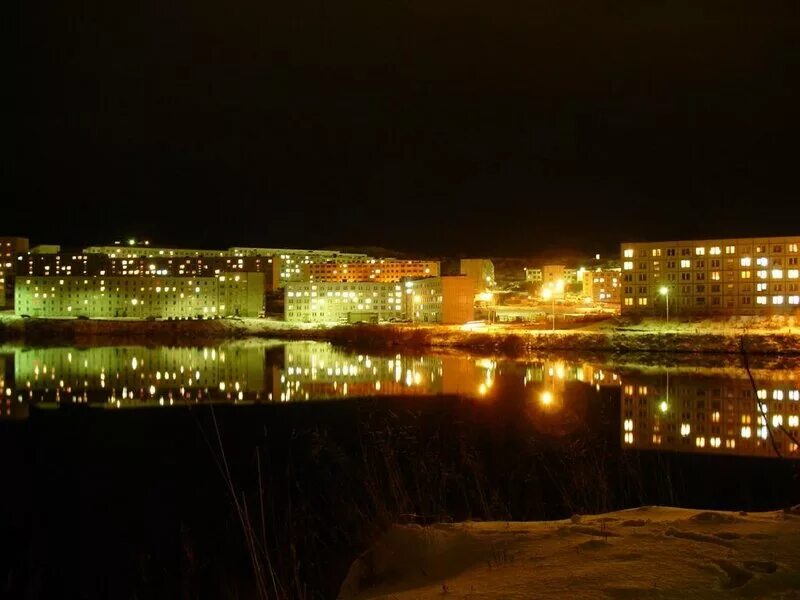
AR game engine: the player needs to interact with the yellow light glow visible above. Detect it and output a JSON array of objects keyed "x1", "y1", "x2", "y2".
[{"x1": 540, "y1": 391, "x2": 553, "y2": 405}]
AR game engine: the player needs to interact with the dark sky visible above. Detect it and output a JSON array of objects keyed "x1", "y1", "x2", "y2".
[{"x1": 12, "y1": 1, "x2": 800, "y2": 256}]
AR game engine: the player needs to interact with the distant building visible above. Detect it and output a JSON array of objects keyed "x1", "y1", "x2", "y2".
[
  {"x1": 285, "y1": 281, "x2": 403, "y2": 323},
  {"x1": 405, "y1": 276, "x2": 475, "y2": 324},
  {"x1": 14, "y1": 272, "x2": 264, "y2": 318},
  {"x1": 583, "y1": 267, "x2": 622, "y2": 304},
  {"x1": 0, "y1": 237, "x2": 30, "y2": 308},
  {"x1": 284, "y1": 275, "x2": 475, "y2": 325},
  {"x1": 304, "y1": 259, "x2": 439, "y2": 283},
  {"x1": 524, "y1": 267, "x2": 542, "y2": 283},
  {"x1": 459, "y1": 259, "x2": 495, "y2": 293},
  {"x1": 620, "y1": 237, "x2": 800, "y2": 315}
]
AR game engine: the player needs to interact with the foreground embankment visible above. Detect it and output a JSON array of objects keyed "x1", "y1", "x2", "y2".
[
  {"x1": 338, "y1": 506, "x2": 800, "y2": 599},
  {"x1": 1, "y1": 315, "x2": 799, "y2": 355}
]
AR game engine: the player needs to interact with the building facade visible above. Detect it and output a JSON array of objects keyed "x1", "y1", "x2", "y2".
[
  {"x1": 524, "y1": 268, "x2": 542, "y2": 284},
  {"x1": 285, "y1": 281, "x2": 403, "y2": 323},
  {"x1": 405, "y1": 276, "x2": 475, "y2": 324},
  {"x1": 620, "y1": 237, "x2": 800, "y2": 315},
  {"x1": 0, "y1": 237, "x2": 30, "y2": 308},
  {"x1": 459, "y1": 259, "x2": 495, "y2": 293},
  {"x1": 303, "y1": 259, "x2": 439, "y2": 283},
  {"x1": 582, "y1": 267, "x2": 622, "y2": 304},
  {"x1": 15, "y1": 273, "x2": 264, "y2": 318}
]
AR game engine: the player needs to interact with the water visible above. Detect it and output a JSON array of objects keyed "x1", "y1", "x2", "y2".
[{"x1": 1, "y1": 340, "x2": 799, "y2": 598}]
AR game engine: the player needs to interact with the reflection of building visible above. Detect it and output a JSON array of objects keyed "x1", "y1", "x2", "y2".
[
  {"x1": 15, "y1": 273, "x2": 264, "y2": 318},
  {"x1": 460, "y1": 259, "x2": 495, "y2": 293},
  {"x1": 304, "y1": 259, "x2": 439, "y2": 283},
  {"x1": 9, "y1": 344, "x2": 268, "y2": 409},
  {"x1": 276, "y1": 342, "x2": 492, "y2": 401},
  {"x1": 620, "y1": 237, "x2": 800, "y2": 315},
  {"x1": 620, "y1": 371, "x2": 800, "y2": 458},
  {"x1": 583, "y1": 268, "x2": 622, "y2": 304}
]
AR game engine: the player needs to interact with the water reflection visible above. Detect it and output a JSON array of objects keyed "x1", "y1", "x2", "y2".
[{"x1": 1, "y1": 342, "x2": 798, "y2": 459}]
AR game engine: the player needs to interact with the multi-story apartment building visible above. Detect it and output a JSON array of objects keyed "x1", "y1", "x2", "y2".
[
  {"x1": 285, "y1": 281, "x2": 404, "y2": 323},
  {"x1": 459, "y1": 259, "x2": 495, "y2": 293},
  {"x1": 303, "y1": 259, "x2": 439, "y2": 283},
  {"x1": 404, "y1": 276, "x2": 475, "y2": 324},
  {"x1": 583, "y1": 267, "x2": 622, "y2": 304},
  {"x1": 524, "y1": 268, "x2": 543, "y2": 284},
  {"x1": 284, "y1": 276, "x2": 475, "y2": 324},
  {"x1": 15, "y1": 273, "x2": 264, "y2": 318},
  {"x1": 0, "y1": 237, "x2": 30, "y2": 308},
  {"x1": 620, "y1": 237, "x2": 800, "y2": 315}
]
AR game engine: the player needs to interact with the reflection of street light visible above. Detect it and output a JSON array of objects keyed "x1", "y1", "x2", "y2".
[
  {"x1": 659, "y1": 286, "x2": 670, "y2": 322},
  {"x1": 540, "y1": 390, "x2": 553, "y2": 405}
]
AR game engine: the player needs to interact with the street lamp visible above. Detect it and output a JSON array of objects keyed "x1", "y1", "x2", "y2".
[
  {"x1": 542, "y1": 279, "x2": 564, "y2": 331},
  {"x1": 659, "y1": 286, "x2": 669, "y2": 322}
]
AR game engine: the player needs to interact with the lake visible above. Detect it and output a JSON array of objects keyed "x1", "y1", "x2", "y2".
[{"x1": 1, "y1": 340, "x2": 798, "y2": 598}]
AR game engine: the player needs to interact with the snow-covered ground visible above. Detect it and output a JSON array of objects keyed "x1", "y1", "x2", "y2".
[{"x1": 339, "y1": 506, "x2": 800, "y2": 599}]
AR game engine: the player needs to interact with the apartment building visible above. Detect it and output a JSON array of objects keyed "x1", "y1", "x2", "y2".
[
  {"x1": 620, "y1": 237, "x2": 800, "y2": 315},
  {"x1": 582, "y1": 267, "x2": 622, "y2": 304},
  {"x1": 0, "y1": 237, "x2": 30, "y2": 308},
  {"x1": 405, "y1": 276, "x2": 475, "y2": 324},
  {"x1": 15, "y1": 273, "x2": 264, "y2": 318},
  {"x1": 303, "y1": 259, "x2": 439, "y2": 283},
  {"x1": 285, "y1": 281, "x2": 403, "y2": 323},
  {"x1": 459, "y1": 259, "x2": 495, "y2": 293}
]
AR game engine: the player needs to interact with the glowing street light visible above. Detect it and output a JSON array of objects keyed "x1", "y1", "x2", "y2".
[
  {"x1": 541, "y1": 279, "x2": 564, "y2": 331},
  {"x1": 540, "y1": 390, "x2": 553, "y2": 406},
  {"x1": 659, "y1": 286, "x2": 670, "y2": 322}
]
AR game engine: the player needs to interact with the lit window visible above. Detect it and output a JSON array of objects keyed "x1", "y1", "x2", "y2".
[
  {"x1": 624, "y1": 298, "x2": 634, "y2": 306},
  {"x1": 789, "y1": 244, "x2": 798, "y2": 253},
  {"x1": 623, "y1": 261, "x2": 633, "y2": 270},
  {"x1": 623, "y1": 248, "x2": 634, "y2": 258},
  {"x1": 772, "y1": 296, "x2": 784, "y2": 305},
  {"x1": 740, "y1": 271, "x2": 751, "y2": 279},
  {"x1": 710, "y1": 247, "x2": 721, "y2": 255},
  {"x1": 789, "y1": 296, "x2": 800, "y2": 305},
  {"x1": 695, "y1": 247, "x2": 705, "y2": 256},
  {"x1": 725, "y1": 245, "x2": 736, "y2": 254},
  {"x1": 651, "y1": 249, "x2": 662, "y2": 257},
  {"x1": 680, "y1": 259, "x2": 691, "y2": 268},
  {"x1": 788, "y1": 269, "x2": 799, "y2": 279},
  {"x1": 772, "y1": 269, "x2": 784, "y2": 279},
  {"x1": 740, "y1": 257, "x2": 751, "y2": 267},
  {"x1": 756, "y1": 296, "x2": 767, "y2": 305},
  {"x1": 711, "y1": 272, "x2": 720, "y2": 281},
  {"x1": 757, "y1": 270, "x2": 768, "y2": 279},
  {"x1": 757, "y1": 257, "x2": 769, "y2": 267},
  {"x1": 638, "y1": 298, "x2": 648, "y2": 306}
]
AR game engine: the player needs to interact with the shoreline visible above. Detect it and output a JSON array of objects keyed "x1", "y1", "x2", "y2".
[{"x1": 1, "y1": 314, "x2": 799, "y2": 355}]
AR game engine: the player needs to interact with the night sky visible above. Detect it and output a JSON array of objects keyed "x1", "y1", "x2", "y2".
[{"x1": 13, "y1": 2, "x2": 800, "y2": 256}]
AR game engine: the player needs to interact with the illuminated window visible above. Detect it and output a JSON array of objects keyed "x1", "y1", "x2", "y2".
[
  {"x1": 725, "y1": 245, "x2": 736, "y2": 254},
  {"x1": 623, "y1": 261, "x2": 633, "y2": 270},
  {"x1": 789, "y1": 244, "x2": 798, "y2": 253},
  {"x1": 756, "y1": 296, "x2": 767, "y2": 305},
  {"x1": 757, "y1": 270, "x2": 768, "y2": 279},
  {"x1": 709, "y1": 247, "x2": 721, "y2": 255},
  {"x1": 788, "y1": 269, "x2": 799, "y2": 279},
  {"x1": 740, "y1": 257, "x2": 751, "y2": 267},
  {"x1": 638, "y1": 297, "x2": 648, "y2": 306},
  {"x1": 789, "y1": 296, "x2": 800, "y2": 305},
  {"x1": 695, "y1": 247, "x2": 705, "y2": 256},
  {"x1": 623, "y1": 249, "x2": 634, "y2": 258},
  {"x1": 680, "y1": 259, "x2": 691, "y2": 268},
  {"x1": 772, "y1": 296, "x2": 784, "y2": 305},
  {"x1": 757, "y1": 257, "x2": 769, "y2": 267},
  {"x1": 624, "y1": 298, "x2": 633, "y2": 306},
  {"x1": 740, "y1": 271, "x2": 751, "y2": 279},
  {"x1": 651, "y1": 249, "x2": 662, "y2": 257},
  {"x1": 711, "y1": 272, "x2": 720, "y2": 281}
]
